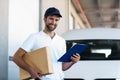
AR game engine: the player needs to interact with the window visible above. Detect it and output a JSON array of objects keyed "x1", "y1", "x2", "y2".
[{"x1": 66, "y1": 40, "x2": 120, "y2": 60}]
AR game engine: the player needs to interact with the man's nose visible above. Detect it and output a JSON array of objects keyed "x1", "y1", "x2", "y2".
[{"x1": 51, "y1": 19, "x2": 57, "y2": 24}]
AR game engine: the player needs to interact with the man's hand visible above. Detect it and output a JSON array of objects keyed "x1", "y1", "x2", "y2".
[
  {"x1": 70, "y1": 53, "x2": 80, "y2": 63},
  {"x1": 62, "y1": 53, "x2": 81, "y2": 71},
  {"x1": 29, "y1": 67, "x2": 43, "y2": 79}
]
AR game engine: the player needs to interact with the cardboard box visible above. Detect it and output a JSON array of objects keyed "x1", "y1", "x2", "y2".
[{"x1": 20, "y1": 47, "x2": 53, "y2": 80}]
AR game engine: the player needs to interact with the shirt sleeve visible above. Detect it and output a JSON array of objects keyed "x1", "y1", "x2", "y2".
[
  {"x1": 63, "y1": 39, "x2": 66, "y2": 53},
  {"x1": 59, "y1": 38, "x2": 66, "y2": 57},
  {"x1": 20, "y1": 34, "x2": 36, "y2": 52}
]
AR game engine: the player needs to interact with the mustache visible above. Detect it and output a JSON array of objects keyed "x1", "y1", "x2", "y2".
[{"x1": 49, "y1": 23, "x2": 55, "y2": 25}]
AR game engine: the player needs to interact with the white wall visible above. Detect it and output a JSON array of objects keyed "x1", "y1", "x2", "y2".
[
  {"x1": 0, "y1": 0, "x2": 8, "y2": 79},
  {"x1": 9, "y1": 0, "x2": 39, "y2": 56},
  {"x1": 8, "y1": 0, "x2": 39, "y2": 79}
]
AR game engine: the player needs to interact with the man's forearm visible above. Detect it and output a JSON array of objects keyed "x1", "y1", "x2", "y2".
[
  {"x1": 62, "y1": 61, "x2": 75, "y2": 71},
  {"x1": 13, "y1": 55, "x2": 32, "y2": 73}
]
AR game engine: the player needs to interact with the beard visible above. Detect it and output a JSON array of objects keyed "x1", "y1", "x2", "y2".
[{"x1": 46, "y1": 24, "x2": 57, "y2": 31}]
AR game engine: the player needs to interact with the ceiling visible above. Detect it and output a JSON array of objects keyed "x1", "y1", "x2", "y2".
[{"x1": 71, "y1": 0, "x2": 120, "y2": 28}]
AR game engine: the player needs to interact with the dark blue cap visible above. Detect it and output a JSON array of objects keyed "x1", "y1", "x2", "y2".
[{"x1": 44, "y1": 7, "x2": 62, "y2": 17}]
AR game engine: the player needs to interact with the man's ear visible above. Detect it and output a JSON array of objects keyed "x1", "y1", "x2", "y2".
[{"x1": 44, "y1": 17, "x2": 47, "y2": 22}]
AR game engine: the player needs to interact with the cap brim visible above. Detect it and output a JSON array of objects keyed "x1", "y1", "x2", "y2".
[{"x1": 51, "y1": 12, "x2": 62, "y2": 17}]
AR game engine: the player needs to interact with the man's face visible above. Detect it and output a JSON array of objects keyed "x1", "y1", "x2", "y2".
[{"x1": 44, "y1": 15, "x2": 60, "y2": 31}]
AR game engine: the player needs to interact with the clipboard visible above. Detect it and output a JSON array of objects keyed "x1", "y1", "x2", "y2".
[{"x1": 58, "y1": 43, "x2": 88, "y2": 62}]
